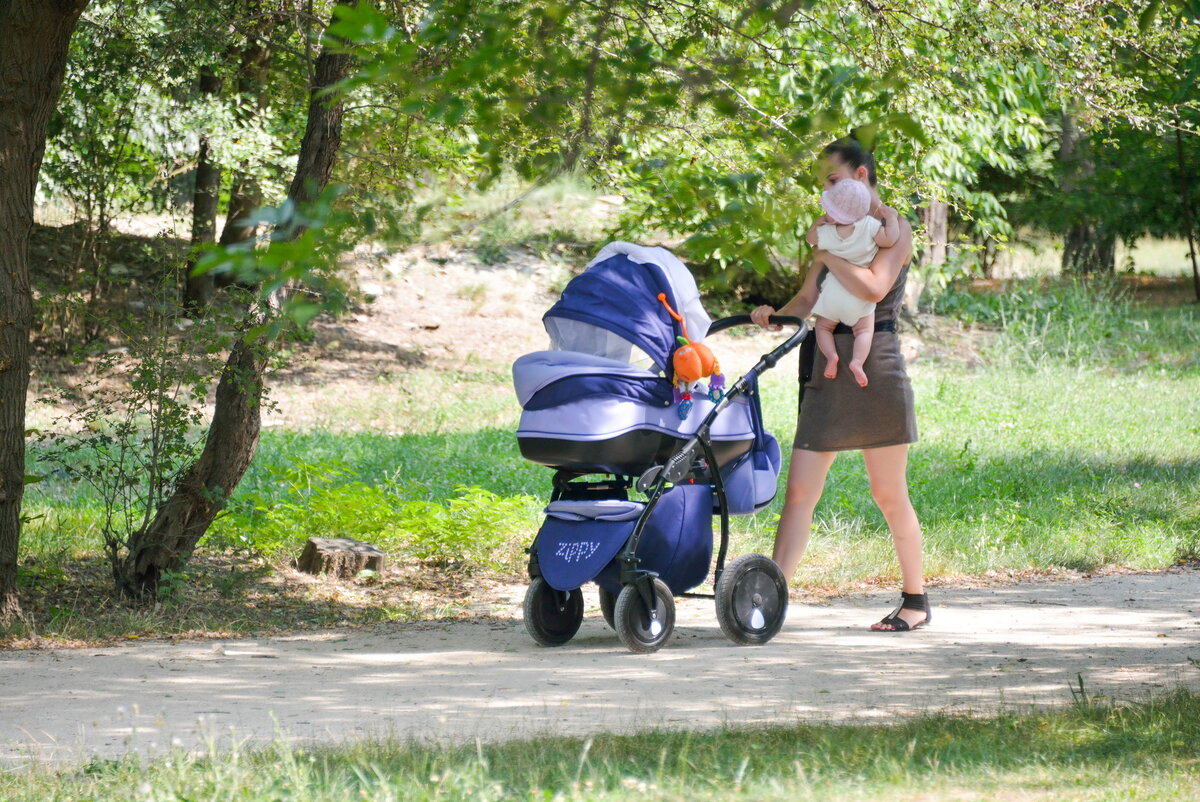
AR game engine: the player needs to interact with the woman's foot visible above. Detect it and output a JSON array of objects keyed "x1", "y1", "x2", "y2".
[
  {"x1": 823, "y1": 354, "x2": 839, "y2": 379},
  {"x1": 849, "y1": 361, "x2": 868, "y2": 387},
  {"x1": 870, "y1": 591, "x2": 930, "y2": 632}
]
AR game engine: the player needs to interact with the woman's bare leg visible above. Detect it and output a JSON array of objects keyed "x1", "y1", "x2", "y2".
[
  {"x1": 848, "y1": 311, "x2": 875, "y2": 388},
  {"x1": 861, "y1": 444, "x2": 927, "y2": 630},
  {"x1": 772, "y1": 448, "x2": 837, "y2": 582},
  {"x1": 813, "y1": 316, "x2": 840, "y2": 379}
]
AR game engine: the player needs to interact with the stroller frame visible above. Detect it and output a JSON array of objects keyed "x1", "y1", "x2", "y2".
[{"x1": 523, "y1": 314, "x2": 808, "y2": 653}]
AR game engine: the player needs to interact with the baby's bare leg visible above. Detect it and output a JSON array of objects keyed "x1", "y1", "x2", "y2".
[
  {"x1": 848, "y1": 312, "x2": 875, "y2": 388},
  {"x1": 814, "y1": 316, "x2": 840, "y2": 379}
]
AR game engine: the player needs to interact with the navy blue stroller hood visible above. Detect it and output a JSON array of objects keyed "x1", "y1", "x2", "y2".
[{"x1": 545, "y1": 250, "x2": 688, "y2": 374}]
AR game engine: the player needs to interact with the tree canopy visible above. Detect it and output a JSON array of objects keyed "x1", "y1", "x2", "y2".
[{"x1": 2, "y1": 0, "x2": 1198, "y2": 613}]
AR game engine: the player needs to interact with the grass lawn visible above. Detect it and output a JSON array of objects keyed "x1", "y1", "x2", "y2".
[
  {"x1": 4, "y1": 691, "x2": 1199, "y2": 800},
  {"x1": 12, "y1": 277, "x2": 1200, "y2": 642},
  {"x1": 8, "y1": 273, "x2": 1200, "y2": 800}
]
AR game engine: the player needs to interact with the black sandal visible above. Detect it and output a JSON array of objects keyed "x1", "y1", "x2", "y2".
[{"x1": 871, "y1": 591, "x2": 931, "y2": 632}]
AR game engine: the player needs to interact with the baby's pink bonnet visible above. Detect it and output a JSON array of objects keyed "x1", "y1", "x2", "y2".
[{"x1": 820, "y1": 179, "x2": 871, "y2": 225}]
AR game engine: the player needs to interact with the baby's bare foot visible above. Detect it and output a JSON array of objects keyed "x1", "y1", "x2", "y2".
[
  {"x1": 823, "y1": 355, "x2": 838, "y2": 380},
  {"x1": 849, "y1": 362, "x2": 868, "y2": 387}
]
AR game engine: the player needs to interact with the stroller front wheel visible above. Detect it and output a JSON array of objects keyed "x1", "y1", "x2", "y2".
[
  {"x1": 614, "y1": 577, "x2": 675, "y2": 654},
  {"x1": 715, "y1": 554, "x2": 788, "y2": 645},
  {"x1": 523, "y1": 578, "x2": 584, "y2": 647}
]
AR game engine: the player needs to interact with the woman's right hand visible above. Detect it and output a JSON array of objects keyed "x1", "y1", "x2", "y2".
[{"x1": 750, "y1": 305, "x2": 779, "y2": 330}]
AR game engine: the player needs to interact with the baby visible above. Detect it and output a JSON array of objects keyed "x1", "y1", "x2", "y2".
[{"x1": 805, "y1": 179, "x2": 899, "y2": 387}]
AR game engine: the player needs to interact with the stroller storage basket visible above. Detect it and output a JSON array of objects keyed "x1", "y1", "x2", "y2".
[{"x1": 535, "y1": 485, "x2": 713, "y2": 596}]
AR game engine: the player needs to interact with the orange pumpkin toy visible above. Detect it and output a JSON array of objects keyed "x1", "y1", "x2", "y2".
[{"x1": 657, "y1": 293, "x2": 725, "y2": 419}]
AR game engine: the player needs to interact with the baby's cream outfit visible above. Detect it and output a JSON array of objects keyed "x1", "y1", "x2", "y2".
[{"x1": 811, "y1": 216, "x2": 882, "y2": 326}]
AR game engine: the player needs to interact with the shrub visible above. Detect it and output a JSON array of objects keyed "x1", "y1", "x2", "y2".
[{"x1": 214, "y1": 478, "x2": 537, "y2": 572}]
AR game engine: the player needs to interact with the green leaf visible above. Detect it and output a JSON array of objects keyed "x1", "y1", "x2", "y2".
[{"x1": 1138, "y1": 0, "x2": 1162, "y2": 31}]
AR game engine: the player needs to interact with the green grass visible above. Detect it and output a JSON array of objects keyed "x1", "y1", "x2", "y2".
[
  {"x1": 5, "y1": 690, "x2": 1199, "y2": 800},
  {"x1": 23, "y1": 279, "x2": 1200, "y2": 592}
]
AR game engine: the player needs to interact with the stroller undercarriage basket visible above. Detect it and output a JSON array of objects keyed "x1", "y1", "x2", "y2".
[{"x1": 512, "y1": 242, "x2": 807, "y2": 653}]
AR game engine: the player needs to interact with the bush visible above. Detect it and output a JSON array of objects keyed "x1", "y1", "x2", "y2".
[{"x1": 213, "y1": 476, "x2": 537, "y2": 572}]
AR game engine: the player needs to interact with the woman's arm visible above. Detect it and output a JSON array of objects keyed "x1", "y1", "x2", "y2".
[
  {"x1": 750, "y1": 257, "x2": 823, "y2": 328},
  {"x1": 817, "y1": 217, "x2": 912, "y2": 303}
]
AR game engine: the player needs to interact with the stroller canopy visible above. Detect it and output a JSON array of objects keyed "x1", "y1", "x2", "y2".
[{"x1": 543, "y1": 242, "x2": 710, "y2": 373}]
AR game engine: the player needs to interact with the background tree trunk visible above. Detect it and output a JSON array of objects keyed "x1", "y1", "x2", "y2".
[
  {"x1": 1060, "y1": 111, "x2": 1115, "y2": 276},
  {"x1": 219, "y1": 22, "x2": 274, "y2": 249},
  {"x1": 905, "y1": 198, "x2": 947, "y2": 314},
  {"x1": 184, "y1": 66, "x2": 222, "y2": 310},
  {"x1": 0, "y1": 0, "x2": 90, "y2": 620},
  {"x1": 285, "y1": 47, "x2": 354, "y2": 209},
  {"x1": 118, "y1": 29, "x2": 353, "y2": 597},
  {"x1": 1176, "y1": 127, "x2": 1200, "y2": 303},
  {"x1": 1062, "y1": 223, "x2": 1116, "y2": 276}
]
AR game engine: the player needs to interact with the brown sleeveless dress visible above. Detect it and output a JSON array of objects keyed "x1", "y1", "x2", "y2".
[{"x1": 792, "y1": 263, "x2": 918, "y2": 452}]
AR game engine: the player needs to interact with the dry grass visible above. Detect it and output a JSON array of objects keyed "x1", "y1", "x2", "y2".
[{"x1": 2, "y1": 549, "x2": 522, "y2": 649}]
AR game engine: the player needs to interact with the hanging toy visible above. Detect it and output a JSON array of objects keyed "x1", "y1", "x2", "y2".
[
  {"x1": 707, "y1": 372, "x2": 726, "y2": 403},
  {"x1": 673, "y1": 386, "x2": 694, "y2": 421},
  {"x1": 657, "y1": 293, "x2": 725, "y2": 419}
]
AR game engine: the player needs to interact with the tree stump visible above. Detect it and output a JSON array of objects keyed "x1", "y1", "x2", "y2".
[{"x1": 297, "y1": 537, "x2": 387, "y2": 578}]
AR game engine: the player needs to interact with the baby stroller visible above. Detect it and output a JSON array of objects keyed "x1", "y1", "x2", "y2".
[{"x1": 513, "y1": 243, "x2": 807, "y2": 653}]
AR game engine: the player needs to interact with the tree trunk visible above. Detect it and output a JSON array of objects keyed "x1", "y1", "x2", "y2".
[
  {"x1": 218, "y1": 29, "x2": 273, "y2": 249},
  {"x1": 1176, "y1": 127, "x2": 1200, "y2": 303},
  {"x1": 285, "y1": 48, "x2": 354, "y2": 210},
  {"x1": 906, "y1": 198, "x2": 947, "y2": 314},
  {"x1": 297, "y1": 537, "x2": 387, "y2": 578},
  {"x1": 119, "y1": 333, "x2": 268, "y2": 594},
  {"x1": 184, "y1": 66, "x2": 222, "y2": 310},
  {"x1": 118, "y1": 28, "x2": 354, "y2": 598},
  {"x1": 1059, "y1": 110, "x2": 1115, "y2": 276},
  {"x1": 0, "y1": 0, "x2": 90, "y2": 621},
  {"x1": 1062, "y1": 223, "x2": 1115, "y2": 276}
]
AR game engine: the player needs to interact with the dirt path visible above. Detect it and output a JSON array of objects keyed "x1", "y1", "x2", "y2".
[{"x1": 3, "y1": 570, "x2": 1198, "y2": 765}]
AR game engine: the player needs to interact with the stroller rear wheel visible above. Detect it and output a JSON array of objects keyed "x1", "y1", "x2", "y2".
[
  {"x1": 715, "y1": 554, "x2": 788, "y2": 645},
  {"x1": 523, "y1": 578, "x2": 584, "y2": 646},
  {"x1": 598, "y1": 587, "x2": 618, "y2": 630},
  {"x1": 614, "y1": 578, "x2": 675, "y2": 654}
]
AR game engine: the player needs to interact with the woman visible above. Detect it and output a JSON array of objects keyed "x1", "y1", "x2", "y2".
[{"x1": 750, "y1": 138, "x2": 929, "y2": 632}]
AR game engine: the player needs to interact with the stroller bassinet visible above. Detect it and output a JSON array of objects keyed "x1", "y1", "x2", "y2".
[
  {"x1": 515, "y1": 242, "x2": 756, "y2": 475},
  {"x1": 513, "y1": 242, "x2": 807, "y2": 653}
]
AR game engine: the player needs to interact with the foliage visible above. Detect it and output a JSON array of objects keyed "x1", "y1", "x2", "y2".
[
  {"x1": 41, "y1": 4, "x2": 182, "y2": 220},
  {"x1": 36, "y1": 1, "x2": 1200, "y2": 300},
  {"x1": 212, "y1": 454, "x2": 536, "y2": 571},
  {"x1": 34, "y1": 280, "x2": 234, "y2": 583},
  {"x1": 192, "y1": 184, "x2": 363, "y2": 333},
  {"x1": 26, "y1": 281, "x2": 1200, "y2": 596}
]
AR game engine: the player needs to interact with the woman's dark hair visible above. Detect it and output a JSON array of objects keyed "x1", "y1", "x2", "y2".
[{"x1": 823, "y1": 137, "x2": 877, "y2": 186}]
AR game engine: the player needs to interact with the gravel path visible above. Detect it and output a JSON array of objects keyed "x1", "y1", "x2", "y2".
[{"x1": 2, "y1": 570, "x2": 1198, "y2": 765}]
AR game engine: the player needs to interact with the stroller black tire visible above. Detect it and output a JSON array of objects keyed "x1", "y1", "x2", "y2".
[
  {"x1": 598, "y1": 587, "x2": 618, "y2": 631},
  {"x1": 523, "y1": 578, "x2": 584, "y2": 647},
  {"x1": 715, "y1": 554, "x2": 788, "y2": 645},
  {"x1": 614, "y1": 578, "x2": 675, "y2": 654}
]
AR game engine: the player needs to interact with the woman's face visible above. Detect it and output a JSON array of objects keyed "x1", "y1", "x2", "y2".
[{"x1": 820, "y1": 155, "x2": 870, "y2": 191}]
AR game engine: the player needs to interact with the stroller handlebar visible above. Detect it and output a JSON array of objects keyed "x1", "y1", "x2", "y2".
[{"x1": 706, "y1": 314, "x2": 806, "y2": 335}]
